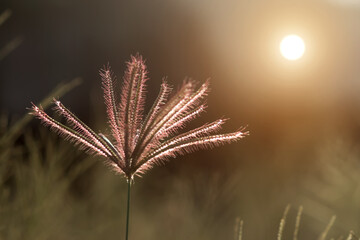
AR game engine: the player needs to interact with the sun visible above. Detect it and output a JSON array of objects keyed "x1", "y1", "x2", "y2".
[{"x1": 280, "y1": 35, "x2": 305, "y2": 61}]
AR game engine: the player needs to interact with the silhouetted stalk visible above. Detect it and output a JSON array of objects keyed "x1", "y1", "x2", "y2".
[{"x1": 125, "y1": 179, "x2": 131, "y2": 240}]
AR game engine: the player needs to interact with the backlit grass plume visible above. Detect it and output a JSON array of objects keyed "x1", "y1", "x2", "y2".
[
  {"x1": 31, "y1": 55, "x2": 248, "y2": 239},
  {"x1": 31, "y1": 55, "x2": 247, "y2": 180}
]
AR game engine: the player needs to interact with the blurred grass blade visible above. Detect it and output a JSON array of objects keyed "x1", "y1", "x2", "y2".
[
  {"x1": 0, "y1": 78, "x2": 82, "y2": 147},
  {"x1": 319, "y1": 215, "x2": 336, "y2": 240},
  {"x1": 278, "y1": 204, "x2": 290, "y2": 240},
  {"x1": 0, "y1": 9, "x2": 12, "y2": 27},
  {"x1": 293, "y1": 206, "x2": 303, "y2": 240},
  {"x1": 0, "y1": 36, "x2": 23, "y2": 61},
  {"x1": 0, "y1": 9, "x2": 21, "y2": 61}
]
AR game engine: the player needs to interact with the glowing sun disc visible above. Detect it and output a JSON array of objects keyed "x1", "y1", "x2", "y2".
[{"x1": 280, "y1": 35, "x2": 305, "y2": 60}]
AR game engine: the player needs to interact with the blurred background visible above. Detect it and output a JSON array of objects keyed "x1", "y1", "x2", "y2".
[{"x1": 0, "y1": 0, "x2": 360, "y2": 239}]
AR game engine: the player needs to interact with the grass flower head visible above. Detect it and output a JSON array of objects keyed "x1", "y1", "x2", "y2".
[{"x1": 31, "y1": 55, "x2": 248, "y2": 181}]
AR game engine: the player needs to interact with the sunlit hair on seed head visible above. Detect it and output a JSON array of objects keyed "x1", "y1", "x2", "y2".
[{"x1": 31, "y1": 54, "x2": 248, "y2": 181}]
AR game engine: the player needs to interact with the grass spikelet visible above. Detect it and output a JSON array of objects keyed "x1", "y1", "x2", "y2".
[
  {"x1": 345, "y1": 231, "x2": 358, "y2": 240},
  {"x1": 234, "y1": 217, "x2": 244, "y2": 240}
]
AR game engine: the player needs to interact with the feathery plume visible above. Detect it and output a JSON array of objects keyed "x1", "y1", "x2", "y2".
[{"x1": 31, "y1": 54, "x2": 248, "y2": 181}]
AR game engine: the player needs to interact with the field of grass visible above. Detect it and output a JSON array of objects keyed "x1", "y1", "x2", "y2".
[
  {"x1": 1, "y1": 3, "x2": 360, "y2": 239},
  {"x1": 0, "y1": 80, "x2": 359, "y2": 240}
]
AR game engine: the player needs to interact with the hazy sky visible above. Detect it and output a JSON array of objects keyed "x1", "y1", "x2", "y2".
[{"x1": 0, "y1": 0, "x2": 359, "y2": 143}]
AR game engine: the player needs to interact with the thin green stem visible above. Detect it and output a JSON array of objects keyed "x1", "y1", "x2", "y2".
[{"x1": 125, "y1": 179, "x2": 131, "y2": 240}]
